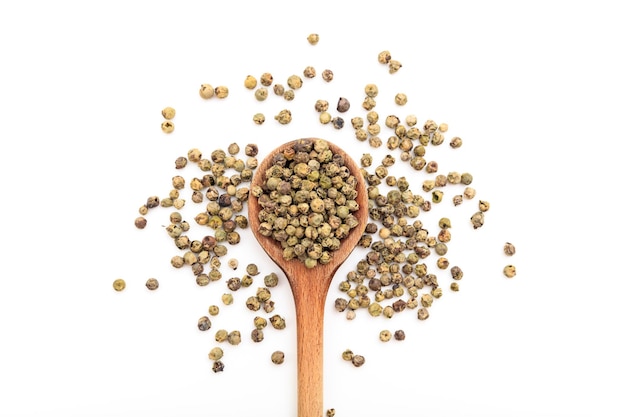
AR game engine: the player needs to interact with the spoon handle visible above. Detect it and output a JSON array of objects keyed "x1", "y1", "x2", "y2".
[{"x1": 290, "y1": 275, "x2": 329, "y2": 417}]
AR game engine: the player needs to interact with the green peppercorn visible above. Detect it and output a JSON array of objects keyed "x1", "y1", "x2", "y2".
[
  {"x1": 450, "y1": 136, "x2": 463, "y2": 148},
  {"x1": 303, "y1": 66, "x2": 316, "y2": 78},
  {"x1": 337, "y1": 97, "x2": 350, "y2": 112},
  {"x1": 209, "y1": 347, "x2": 223, "y2": 361},
  {"x1": 269, "y1": 314, "x2": 286, "y2": 330},
  {"x1": 198, "y1": 316, "x2": 212, "y2": 331},
  {"x1": 214, "y1": 329, "x2": 228, "y2": 342},
  {"x1": 227, "y1": 330, "x2": 241, "y2": 345},
  {"x1": 331, "y1": 117, "x2": 344, "y2": 129},
  {"x1": 503, "y1": 265, "x2": 517, "y2": 278},
  {"x1": 199, "y1": 83, "x2": 214, "y2": 99},
  {"x1": 307, "y1": 33, "x2": 319, "y2": 45},
  {"x1": 504, "y1": 242, "x2": 516, "y2": 256},
  {"x1": 464, "y1": 187, "x2": 477, "y2": 200},
  {"x1": 287, "y1": 75, "x2": 303, "y2": 89},
  {"x1": 112, "y1": 278, "x2": 126, "y2": 292},
  {"x1": 316, "y1": 111, "x2": 330, "y2": 124},
  {"x1": 264, "y1": 272, "x2": 279, "y2": 287},
  {"x1": 161, "y1": 121, "x2": 174, "y2": 133},
  {"x1": 255, "y1": 87, "x2": 268, "y2": 101},
  {"x1": 351, "y1": 354, "x2": 365, "y2": 367},
  {"x1": 251, "y1": 329, "x2": 264, "y2": 342},
  {"x1": 275, "y1": 109, "x2": 292, "y2": 125},
  {"x1": 252, "y1": 113, "x2": 265, "y2": 125},
  {"x1": 161, "y1": 106, "x2": 175, "y2": 120},
  {"x1": 134, "y1": 216, "x2": 147, "y2": 229},
  {"x1": 283, "y1": 89, "x2": 295, "y2": 101},
  {"x1": 470, "y1": 211, "x2": 485, "y2": 229},
  {"x1": 394, "y1": 93, "x2": 407, "y2": 106},
  {"x1": 379, "y1": 330, "x2": 392, "y2": 342},
  {"x1": 244, "y1": 75, "x2": 257, "y2": 89},
  {"x1": 271, "y1": 351, "x2": 285, "y2": 364},
  {"x1": 214, "y1": 86, "x2": 229, "y2": 99},
  {"x1": 212, "y1": 360, "x2": 225, "y2": 373},
  {"x1": 145, "y1": 278, "x2": 159, "y2": 291},
  {"x1": 388, "y1": 59, "x2": 402, "y2": 74}
]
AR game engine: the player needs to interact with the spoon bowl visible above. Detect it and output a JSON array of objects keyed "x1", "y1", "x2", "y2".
[{"x1": 248, "y1": 138, "x2": 368, "y2": 417}]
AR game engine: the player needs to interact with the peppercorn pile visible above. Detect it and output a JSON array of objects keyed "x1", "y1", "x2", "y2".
[
  {"x1": 117, "y1": 32, "x2": 516, "y2": 377},
  {"x1": 251, "y1": 138, "x2": 361, "y2": 269}
]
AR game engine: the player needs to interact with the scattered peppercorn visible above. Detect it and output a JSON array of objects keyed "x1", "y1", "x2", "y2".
[
  {"x1": 211, "y1": 360, "x2": 225, "y2": 373},
  {"x1": 307, "y1": 33, "x2": 319, "y2": 45},
  {"x1": 337, "y1": 97, "x2": 350, "y2": 112},
  {"x1": 112, "y1": 279, "x2": 126, "y2": 292},
  {"x1": 161, "y1": 107, "x2": 176, "y2": 120},
  {"x1": 379, "y1": 329, "x2": 392, "y2": 342},
  {"x1": 197, "y1": 316, "x2": 212, "y2": 331},
  {"x1": 199, "y1": 84, "x2": 214, "y2": 99},
  {"x1": 215, "y1": 86, "x2": 229, "y2": 99},
  {"x1": 209, "y1": 347, "x2": 224, "y2": 361},
  {"x1": 134, "y1": 217, "x2": 147, "y2": 229},
  {"x1": 503, "y1": 265, "x2": 516, "y2": 278},
  {"x1": 161, "y1": 121, "x2": 174, "y2": 133},
  {"x1": 275, "y1": 109, "x2": 292, "y2": 125},
  {"x1": 145, "y1": 278, "x2": 159, "y2": 291},
  {"x1": 244, "y1": 75, "x2": 257, "y2": 89},
  {"x1": 351, "y1": 354, "x2": 365, "y2": 367},
  {"x1": 394, "y1": 93, "x2": 407, "y2": 106},
  {"x1": 377, "y1": 50, "x2": 391, "y2": 64},
  {"x1": 271, "y1": 350, "x2": 285, "y2": 364},
  {"x1": 504, "y1": 242, "x2": 516, "y2": 256}
]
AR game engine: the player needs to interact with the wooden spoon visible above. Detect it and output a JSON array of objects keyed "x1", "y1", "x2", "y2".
[{"x1": 248, "y1": 139, "x2": 368, "y2": 417}]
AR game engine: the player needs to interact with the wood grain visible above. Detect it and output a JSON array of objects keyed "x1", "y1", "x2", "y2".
[{"x1": 248, "y1": 139, "x2": 368, "y2": 417}]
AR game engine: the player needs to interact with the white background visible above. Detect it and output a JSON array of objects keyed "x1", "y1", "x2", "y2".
[{"x1": 1, "y1": 1, "x2": 625, "y2": 416}]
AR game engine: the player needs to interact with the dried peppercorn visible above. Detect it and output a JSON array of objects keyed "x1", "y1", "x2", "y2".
[
  {"x1": 199, "y1": 84, "x2": 214, "y2": 99},
  {"x1": 161, "y1": 106, "x2": 175, "y2": 120},
  {"x1": 197, "y1": 316, "x2": 212, "y2": 331},
  {"x1": 214, "y1": 86, "x2": 229, "y2": 99},
  {"x1": 260, "y1": 73, "x2": 273, "y2": 86},
  {"x1": 244, "y1": 75, "x2": 257, "y2": 89},
  {"x1": 212, "y1": 360, "x2": 225, "y2": 373},
  {"x1": 337, "y1": 97, "x2": 350, "y2": 112},
  {"x1": 275, "y1": 109, "x2": 292, "y2": 125},
  {"x1": 503, "y1": 265, "x2": 517, "y2": 278},
  {"x1": 303, "y1": 66, "x2": 316, "y2": 78},
  {"x1": 393, "y1": 330, "x2": 406, "y2": 341},
  {"x1": 209, "y1": 347, "x2": 223, "y2": 361},
  {"x1": 134, "y1": 217, "x2": 147, "y2": 229},
  {"x1": 227, "y1": 330, "x2": 241, "y2": 345},
  {"x1": 379, "y1": 329, "x2": 392, "y2": 342},
  {"x1": 504, "y1": 242, "x2": 516, "y2": 256},
  {"x1": 145, "y1": 278, "x2": 159, "y2": 290},
  {"x1": 112, "y1": 279, "x2": 126, "y2": 292},
  {"x1": 271, "y1": 351, "x2": 285, "y2": 364},
  {"x1": 307, "y1": 33, "x2": 319, "y2": 45},
  {"x1": 351, "y1": 354, "x2": 365, "y2": 367}
]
